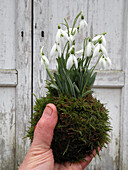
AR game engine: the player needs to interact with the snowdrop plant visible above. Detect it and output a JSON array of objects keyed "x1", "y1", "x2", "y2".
[
  {"x1": 41, "y1": 11, "x2": 111, "y2": 98},
  {"x1": 26, "y1": 11, "x2": 112, "y2": 164}
]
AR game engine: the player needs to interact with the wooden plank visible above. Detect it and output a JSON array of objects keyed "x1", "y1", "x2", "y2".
[
  {"x1": 15, "y1": 0, "x2": 32, "y2": 169},
  {"x1": 0, "y1": 69, "x2": 17, "y2": 87},
  {"x1": 0, "y1": 1, "x2": 15, "y2": 69},
  {"x1": 120, "y1": 0, "x2": 128, "y2": 169},
  {"x1": 87, "y1": 88, "x2": 121, "y2": 170},
  {"x1": 94, "y1": 70, "x2": 124, "y2": 88},
  {"x1": 0, "y1": 87, "x2": 15, "y2": 170},
  {"x1": 33, "y1": 0, "x2": 49, "y2": 99},
  {"x1": 33, "y1": 0, "x2": 125, "y2": 169}
]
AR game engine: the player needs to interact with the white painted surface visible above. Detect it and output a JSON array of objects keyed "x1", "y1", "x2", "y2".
[
  {"x1": 0, "y1": 87, "x2": 15, "y2": 170},
  {"x1": 0, "y1": 1, "x2": 15, "y2": 69},
  {"x1": 0, "y1": 0, "x2": 128, "y2": 169}
]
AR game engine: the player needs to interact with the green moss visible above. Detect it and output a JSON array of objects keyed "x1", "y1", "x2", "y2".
[{"x1": 26, "y1": 94, "x2": 112, "y2": 163}]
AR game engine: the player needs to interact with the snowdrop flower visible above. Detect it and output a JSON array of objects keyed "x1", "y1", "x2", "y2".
[
  {"x1": 92, "y1": 33, "x2": 106, "y2": 47},
  {"x1": 56, "y1": 25, "x2": 68, "y2": 44},
  {"x1": 41, "y1": 53, "x2": 49, "y2": 66},
  {"x1": 99, "y1": 55, "x2": 112, "y2": 69},
  {"x1": 68, "y1": 45, "x2": 75, "y2": 53},
  {"x1": 99, "y1": 57, "x2": 106, "y2": 69},
  {"x1": 75, "y1": 49, "x2": 83, "y2": 54},
  {"x1": 68, "y1": 28, "x2": 78, "y2": 42},
  {"x1": 50, "y1": 43, "x2": 61, "y2": 57},
  {"x1": 93, "y1": 40, "x2": 108, "y2": 58},
  {"x1": 79, "y1": 15, "x2": 88, "y2": 32},
  {"x1": 66, "y1": 49, "x2": 78, "y2": 70},
  {"x1": 85, "y1": 38, "x2": 94, "y2": 56}
]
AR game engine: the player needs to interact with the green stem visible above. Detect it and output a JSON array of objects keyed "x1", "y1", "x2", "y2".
[
  {"x1": 82, "y1": 53, "x2": 102, "y2": 93},
  {"x1": 71, "y1": 11, "x2": 82, "y2": 33},
  {"x1": 63, "y1": 41, "x2": 69, "y2": 55},
  {"x1": 42, "y1": 57, "x2": 57, "y2": 86},
  {"x1": 82, "y1": 37, "x2": 87, "y2": 60}
]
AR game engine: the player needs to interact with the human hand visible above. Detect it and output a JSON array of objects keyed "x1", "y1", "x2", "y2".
[{"x1": 19, "y1": 103, "x2": 98, "y2": 170}]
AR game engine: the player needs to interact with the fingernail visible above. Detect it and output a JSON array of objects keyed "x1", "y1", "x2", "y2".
[{"x1": 44, "y1": 106, "x2": 53, "y2": 117}]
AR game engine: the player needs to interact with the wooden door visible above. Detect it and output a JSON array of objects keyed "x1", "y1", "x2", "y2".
[
  {"x1": 0, "y1": 0, "x2": 128, "y2": 170},
  {"x1": 33, "y1": 0, "x2": 128, "y2": 170},
  {"x1": 0, "y1": 1, "x2": 32, "y2": 169}
]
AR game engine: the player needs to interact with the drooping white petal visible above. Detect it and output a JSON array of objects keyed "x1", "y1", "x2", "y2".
[
  {"x1": 50, "y1": 43, "x2": 61, "y2": 57},
  {"x1": 92, "y1": 35, "x2": 106, "y2": 47},
  {"x1": 41, "y1": 55, "x2": 49, "y2": 65},
  {"x1": 66, "y1": 54, "x2": 78, "y2": 70},
  {"x1": 99, "y1": 57, "x2": 107, "y2": 69},
  {"x1": 86, "y1": 42, "x2": 92, "y2": 56},
  {"x1": 73, "y1": 55, "x2": 78, "y2": 68},
  {"x1": 56, "y1": 29, "x2": 62, "y2": 44},
  {"x1": 101, "y1": 44, "x2": 108, "y2": 57},
  {"x1": 50, "y1": 44, "x2": 57, "y2": 57},
  {"x1": 106, "y1": 56, "x2": 112, "y2": 67},
  {"x1": 66, "y1": 55, "x2": 74, "y2": 70},
  {"x1": 102, "y1": 35, "x2": 106, "y2": 47},
  {"x1": 75, "y1": 49, "x2": 83, "y2": 54},
  {"x1": 79, "y1": 20, "x2": 88, "y2": 32},
  {"x1": 61, "y1": 30, "x2": 69, "y2": 40},
  {"x1": 92, "y1": 35, "x2": 101, "y2": 42},
  {"x1": 57, "y1": 44, "x2": 61, "y2": 57},
  {"x1": 93, "y1": 44, "x2": 100, "y2": 57}
]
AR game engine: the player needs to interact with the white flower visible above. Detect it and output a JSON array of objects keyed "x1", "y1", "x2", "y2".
[
  {"x1": 79, "y1": 15, "x2": 88, "y2": 32},
  {"x1": 85, "y1": 42, "x2": 94, "y2": 56},
  {"x1": 41, "y1": 54, "x2": 49, "y2": 66},
  {"x1": 56, "y1": 27, "x2": 68, "y2": 44},
  {"x1": 66, "y1": 54, "x2": 78, "y2": 70},
  {"x1": 93, "y1": 43, "x2": 108, "y2": 57},
  {"x1": 50, "y1": 43, "x2": 61, "y2": 57},
  {"x1": 68, "y1": 45, "x2": 75, "y2": 53},
  {"x1": 79, "y1": 20, "x2": 88, "y2": 32},
  {"x1": 99, "y1": 55, "x2": 112, "y2": 69},
  {"x1": 92, "y1": 34, "x2": 106, "y2": 47},
  {"x1": 75, "y1": 49, "x2": 83, "y2": 54},
  {"x1": 99, "y1": 57, "x2": 106, "y2": 69},
  {"x1": 68, "y1": 28, "x2": 78, "y2": 42}
]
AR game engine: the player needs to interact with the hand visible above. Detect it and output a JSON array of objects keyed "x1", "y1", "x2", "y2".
[{"x1": 19, "y1": 104, "x2": 98, "y2": 170}]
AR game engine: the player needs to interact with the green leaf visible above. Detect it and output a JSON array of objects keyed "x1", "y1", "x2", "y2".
[
  {"x1": 82, "y1": 89, "x2": 94, "y2": 98},
  {"x1": 50, "y1": 84, "x2": 58, "y2": 90},
  {"x1": 71, "y1": 11, "x2": 82, "y2": 33},
  {"x1": 64, "y1": 18, "x2": 69, "y2": 36},
  {"x1": 87, "y1": 72, "x2": 97, "y2": 88},
  {"x1": 54, "y1": 73, "x2": 63, "y2": 93},
  {"x1": 63, "y1": 69, "x2": 76, "y2": 97},
  {"x1": 73, "y1": 82, "x2": 80, "y2": 94}
]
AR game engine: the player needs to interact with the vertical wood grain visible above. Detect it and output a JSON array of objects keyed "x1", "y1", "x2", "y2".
[
  {"x1": 0, "y1": 88, "x2": 15, "y2": 170},
  {"x1": 0, "y1": 1, "x2": 15, "y2": 69},
  {"x1": 32, "y1": 0, "x2": 127, "y2": 169},
  {"x1": 15, "y1": 0, "x2": 32, "y2": 169},
  {"x1": 120, "y1": 0, "x2": 128, "y2": 169}
]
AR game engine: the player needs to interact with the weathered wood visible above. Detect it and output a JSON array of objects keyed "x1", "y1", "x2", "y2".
[
  {"x1": 0, "y1": 87, "x2": 15, "y2": 170},
  {"x1": 33, "y1": 0, "x2": 126, "y2": 170},
  {"x1": 87, "y1": 88, "x2": 121, "y2": 170},
  {"x1": 94, "y1": 70, "x2": 124, "y2": 88},
  {"x1": 0, "y1": 1, "x2": 15, "y2": 69},
  {"x1": 120, "y1": 0, "x2": 128, "y2": 169},
  {"x1": 15, "y1": 0, "x2": 32, "y2": 169},
  {"x1": 0, "y1": 69, "x2": 17, "y2": 87}
]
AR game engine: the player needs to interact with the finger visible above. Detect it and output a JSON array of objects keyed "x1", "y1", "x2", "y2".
[
  {"x1": 32, "y1": 103, "x2": 58, "y2": 148},
  {"x1": 80, "y1": 148, "x2": 100, "y2": 169}
]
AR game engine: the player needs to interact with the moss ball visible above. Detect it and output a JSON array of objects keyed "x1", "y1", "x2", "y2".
[{"x1": 26, "y1": 94, "x2": 111, "y2": 163}]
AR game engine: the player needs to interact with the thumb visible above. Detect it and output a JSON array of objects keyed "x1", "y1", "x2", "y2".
[{"x1": 32, "y1": 103, "x2": 58, "y2": 148}]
